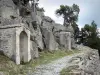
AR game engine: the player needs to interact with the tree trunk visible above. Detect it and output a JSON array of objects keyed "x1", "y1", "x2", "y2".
[{"x1": 63, "y1": 17, "x2": 66, "y2": 26}]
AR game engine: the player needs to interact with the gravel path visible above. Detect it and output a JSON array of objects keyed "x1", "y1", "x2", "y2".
[{"x1": 28, "y1": 53, "x2": 83, "y2": 75}]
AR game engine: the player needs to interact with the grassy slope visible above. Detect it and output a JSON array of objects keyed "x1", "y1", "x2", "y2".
[{"x1": 0, "y1": 50, "x2": 80, "y2": 75}]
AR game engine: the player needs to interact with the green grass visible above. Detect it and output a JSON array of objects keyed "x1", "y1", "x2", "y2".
[
  {"x1": 0, "y1": 50, "x2": 80, "y2": 75},
  {"x1": 27, "y1": 50, "x2": 80, "y2": 67}
]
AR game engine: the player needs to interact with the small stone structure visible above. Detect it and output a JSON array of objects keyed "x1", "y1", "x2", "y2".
[
  {"x1": 59, "y1": 32, "x2": 71, "y2": 50},
  {"x1": 0, "y1": 0, "x2": 37, "y2": 64},
  {"x1": 0, "y1": 24, "x2": 31, "y2": 64},
  {"x1": 0, "y1": 0, "x2": 73, "y2": 64}
]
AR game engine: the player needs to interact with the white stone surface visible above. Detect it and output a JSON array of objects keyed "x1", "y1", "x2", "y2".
[
  {"x1": 59, "y1": 32, "x2": 71, "y2": 50},
  {"x1": 15, "y1": 26, "x2": 31, "y2": 64}
]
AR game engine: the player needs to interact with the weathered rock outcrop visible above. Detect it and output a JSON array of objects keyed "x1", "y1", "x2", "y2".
[
  {"x1": 36, "y1": 10, "x2": 74, "y2": 50},
  {"x1": 41, "y1": 27, "x2": 59, "y2": 50},
  {"x1": 68, "y1": 45, "x2": 100, "y2": 75},
  {"x1": 0, "y1": 0, "x2": 75, "y2": 64},
  {"x1": 0, "y1": 0, "x2": 20, "y2": 26}
]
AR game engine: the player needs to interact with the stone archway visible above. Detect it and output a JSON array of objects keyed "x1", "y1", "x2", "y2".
[{"x1": 20, "y1": 31, "x2": 28, "y2": 63}]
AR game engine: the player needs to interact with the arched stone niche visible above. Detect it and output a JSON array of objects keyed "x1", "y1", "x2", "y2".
[{"x1": 15, "y1": 26, "x2": 31, "y2": 64}]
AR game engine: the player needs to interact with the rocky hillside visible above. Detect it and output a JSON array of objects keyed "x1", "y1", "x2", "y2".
[
  {"x1": 0, "y1": 1, "x2": 100, "y2": 75},
  {"x1": 0, "y1": 0, "x2": 75, "y2": 63},
  {"x1": 34, "y1": 9, "x2": 75, "y2": 51},
  {"x1": 0, "y1": 45, "x2": 99, "y2": 75},
  {"x1": 61, "y1": 45, "x2": 100, "y2": 75}
]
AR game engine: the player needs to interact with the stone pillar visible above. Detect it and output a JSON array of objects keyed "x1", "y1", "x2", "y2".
[
  {"x1": 67, "y1": 32, "x2": 71, "y2": 50},
  {"x1": 15, "y1": 26, "x2": 31, "y2": 64},
  {"x1": 59, "y1": 32, "x2": 71, "y2": 50},
  {"x1": 26, "y1": 29, "x2": 31, "y2": 62},
  {"x1": 15, "y1": 30, "x2": 20, "y2": 65}
]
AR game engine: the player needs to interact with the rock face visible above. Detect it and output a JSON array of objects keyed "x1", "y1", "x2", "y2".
[
  {"x1": 0, "y1": 0, "x2": 75, "y2": 64},
  {"x1": 0, "y1": 27, "x2": 16, "y2": 59},
  {"x1": 35, "y1": 27, "x2": 44, "y2": 50},
  {"x1": 0, "y1": 0, "x2": 20, "y2": 26},
  {"x1": 41, "y1": 27, "x2": 58, "y2": 50},
  {"x1": 68, "y1": 45, "x2": 100, "y2": 75}
]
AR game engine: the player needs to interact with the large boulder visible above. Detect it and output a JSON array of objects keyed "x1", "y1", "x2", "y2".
[
  {"x1": 35, "y1": 26, "x2": 44, "y2": 50},
  {"x1": 41, "y1": 27, "x2": 58, "y2": 51},
  {"x1": 36, "y1": 10, "x2": 44, "y2": 25},
  {"x1": 0, "y1": 0, "x2": 20, "y2": 26},
  {"x1": 68, "y1": 45, "x2": 100, "y2": 75},
  {"x1": 66, "y1": 25, "x2": 74, "y2": 33},
  {"x1": 38, "y1": 15, "x2": 59, "y2": 51},
  {"x1": 42, "y1": 16, "x2": 55, "y2": 23},
  {"x1": 53, "y1": 23, "x2": 67, "y2": 32},
  {"x1": 30, "y1": 22, "x2": 44, "y2": 51},
  {"x1": 30, "y1": 40, "x2": 39, "y2": 58}
]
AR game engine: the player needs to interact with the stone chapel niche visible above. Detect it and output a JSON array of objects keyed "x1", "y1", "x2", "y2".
[{"x1": 20, "y1": 31, "x2": 28, "y2": 63}]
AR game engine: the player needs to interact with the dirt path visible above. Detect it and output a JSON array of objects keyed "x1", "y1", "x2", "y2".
[{"x1": 28, "y1": 52, "x2": 83, "y2": 75}]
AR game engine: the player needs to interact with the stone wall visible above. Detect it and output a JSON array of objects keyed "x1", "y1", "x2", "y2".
[
  {"x1": 0, "y1": 27, "x2": 16, "y2": 59},
  {"x1": 0, "y1": 24, "x2": 31, "y2": 64}
]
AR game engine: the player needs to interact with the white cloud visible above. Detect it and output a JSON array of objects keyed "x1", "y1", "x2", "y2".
[{"x1": 38, "y1": 0, "x2": 100, "y2": 28}]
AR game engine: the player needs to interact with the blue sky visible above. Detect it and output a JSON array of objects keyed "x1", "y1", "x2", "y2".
[{"x1": 39, "y1": 0, "x2": 100, "y2": 28}]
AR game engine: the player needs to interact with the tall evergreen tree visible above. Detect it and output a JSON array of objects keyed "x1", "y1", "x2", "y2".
[{"x1": 55, "y1": 4, "x2": 80, "y2": 27}]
